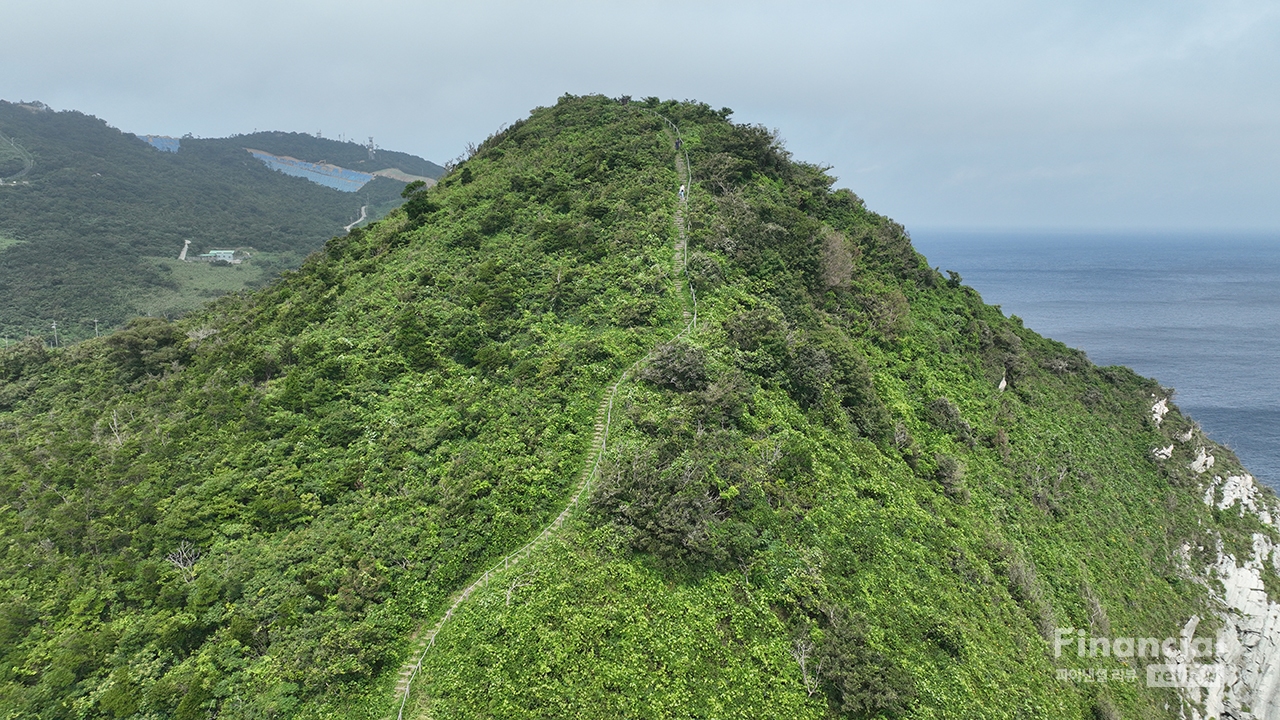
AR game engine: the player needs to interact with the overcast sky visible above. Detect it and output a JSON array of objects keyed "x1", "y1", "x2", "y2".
[{"x1": 4, "y1": 0, "x2": 1278, "y2": 232}]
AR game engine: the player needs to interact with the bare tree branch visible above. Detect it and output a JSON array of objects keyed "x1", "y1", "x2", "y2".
[
  {"x1": 505, "y1": 572, "x2": 533, "y2": 607},
  {"x1": 792, "y1": 636, "x2": 822, "y2": 697},
  {"x1": 166, "y1": 541, "x2": 201, "y2": 583}
]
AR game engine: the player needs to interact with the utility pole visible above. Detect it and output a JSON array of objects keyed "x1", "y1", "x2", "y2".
[
  {"x1": 50, "y1": 321, "x2": 58, "y2": 347},
  {"x1": 93, "y1": 319, "x2": 99, "y2": 338}
]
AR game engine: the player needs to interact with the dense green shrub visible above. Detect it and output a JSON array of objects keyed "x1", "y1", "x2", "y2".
[
  {"x1": 0, "y1": 337, "x2": 48, "y2": 381},
  {"x1": 105, "y1": 316, "x2": 191, "y2": 379},
  {"x1": 934, "y1": 453, "x2": 970, "y2": 503},
  {"x1": 927, "y1": 396, "x2": 973, "y2": 446},
  {"x1": 640, "y1": 340, "x2": 709, "y2": 392},
  {"x1": 816, "y1": 608, "x2": 916, "y2": 717}
]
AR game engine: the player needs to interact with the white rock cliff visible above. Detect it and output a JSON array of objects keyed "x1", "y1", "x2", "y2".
[{"x1": 1186, "y1": 474, "x2": 1280, "y2": 720}]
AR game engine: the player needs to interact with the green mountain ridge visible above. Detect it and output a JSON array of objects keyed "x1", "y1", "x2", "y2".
[
  {"x1": 0, "y1": 101, "x2": 442, "y2": 343},
  {"x1": 1, "y1": 95, "x2": 1277, "y2": 720}
]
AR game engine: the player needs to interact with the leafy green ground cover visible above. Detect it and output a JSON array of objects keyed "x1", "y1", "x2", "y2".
[{"x1": 0, "y1": 95, "x2": 1274, "y2": 720}]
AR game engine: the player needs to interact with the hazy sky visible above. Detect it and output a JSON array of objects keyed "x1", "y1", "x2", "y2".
[{"x1": 4, "y1": 0, "x2": 1278, "y2": 231}]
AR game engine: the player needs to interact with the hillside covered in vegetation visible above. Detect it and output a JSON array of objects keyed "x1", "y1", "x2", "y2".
[
  {"x1": 1, "y1": 95, "x2": 1277, "y2": 720},
  {"x1": 0, "y1": 101, "x2": 441, "y2": 343}
]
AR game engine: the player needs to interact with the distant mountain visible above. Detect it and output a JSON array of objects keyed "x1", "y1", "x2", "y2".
[
  {"x1": 229, "y1": 130, "x2": 444, "y2": 180},
  {"x1": 0, "y1": 101, "x2": 442, "y2": 342}
]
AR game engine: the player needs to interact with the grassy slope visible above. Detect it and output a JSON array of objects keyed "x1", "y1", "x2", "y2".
[
  {"x1": 0, "y1": 96, "x2": 1274, "y2": 720},
  {"x1": 131, "y1": 258, "x2": 275, "y2": 318}
]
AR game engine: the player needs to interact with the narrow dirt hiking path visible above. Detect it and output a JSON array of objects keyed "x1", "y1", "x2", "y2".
[
  {"x1": 393, "y1": 384, "x2": 625, "y2": 715},
  {"x1": 673, "y1": 154, "x2": 693, "y2": 326},
  {"x1": 674, "y1": 155, "x2": 688, "y2": 277},
  {"x1": 393, "y1": 111, "x2": 696, "y2": 720}
]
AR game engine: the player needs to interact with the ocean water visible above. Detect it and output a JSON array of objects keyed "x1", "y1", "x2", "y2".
[{"x1": 911, "y1": 232, "x2": 1280, "y2": 489}]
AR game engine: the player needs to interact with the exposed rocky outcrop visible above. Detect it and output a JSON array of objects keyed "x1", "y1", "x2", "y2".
[
  {"x1": 1154, "y1": 397, "x2": 1171, "y2": 425},
  {"x1": 1192, "y1": 447, "x2": 1217, "y2": 474},
  {"x1": 1186, "y1": 474, "x2": 1280, "y2": 720}
]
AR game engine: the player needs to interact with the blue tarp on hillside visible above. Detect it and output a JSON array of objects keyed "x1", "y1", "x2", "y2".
[
  {"x1": 138, "y1": 135, "x2": 180, "y2": 153},
  {"x1": 245, "y1": 149, "x2": 373, "y2": 192}
]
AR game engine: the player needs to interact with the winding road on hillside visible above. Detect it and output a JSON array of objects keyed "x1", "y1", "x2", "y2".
[
  {"x1": 393, "y1": 110, "x2": 697, "y2": 720},
  {"x1": 0, "y1": 130, "x2": 35, "y2": 184},
  {"x1": 344, "y1": 205, "x2": 368, "y2": 232}
]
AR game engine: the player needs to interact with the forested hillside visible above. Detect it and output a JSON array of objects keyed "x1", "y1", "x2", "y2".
[
  {"x1": 0, "y1": 101, "x2": 441, "y2": 342},
  {"x1": 1, "y1": 95, "x2": 1276, "y2": 720}
]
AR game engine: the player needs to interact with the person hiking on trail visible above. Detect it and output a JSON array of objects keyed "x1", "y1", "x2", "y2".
[
  {"x1": 679, "y1": 184, "x2": 686, "y2": 200},
  {"x1": 675, "y1": 139, "x2": 682, "y2": 150}
]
